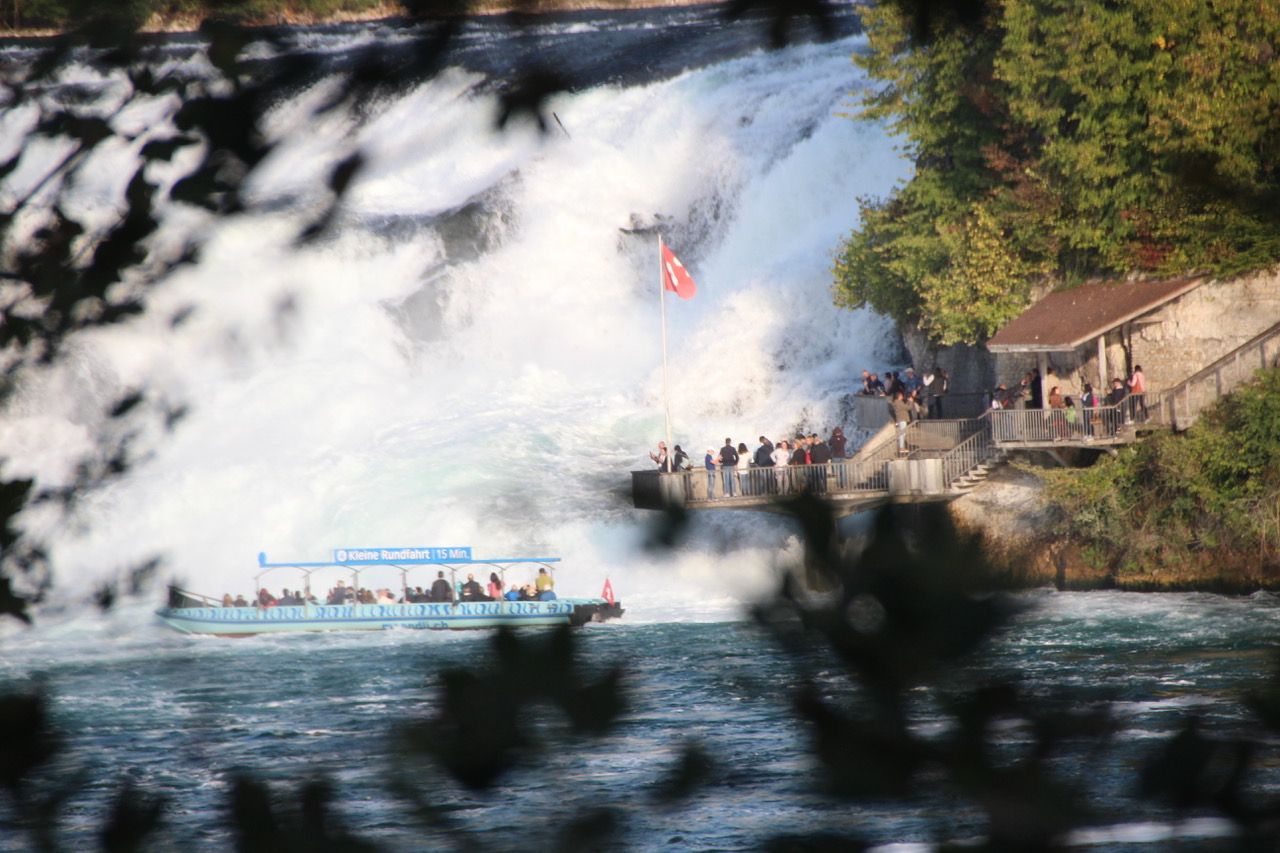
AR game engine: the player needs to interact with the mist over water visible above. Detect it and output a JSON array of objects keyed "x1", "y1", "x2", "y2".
[{"x1": 0, "y1": 20, "x2": 907, "y2": 621}]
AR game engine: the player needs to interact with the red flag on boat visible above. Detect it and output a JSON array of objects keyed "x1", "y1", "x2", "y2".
[
  {"x1": 602, "y1": 578, "x2": 615, "y2": 605},
  {"x1": 661, "y1": 242, "x2": 697, "y2": 300}
]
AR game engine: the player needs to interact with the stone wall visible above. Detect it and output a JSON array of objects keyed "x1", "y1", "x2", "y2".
[
  {"x1": 1131, "y1": 268, "x2": 1280, "y2": 392},
  {"x1": 991, "y1": 268, "x2": 1280, "y2": 400},
  {"x1": 900, "y1": 325, "x2": 998, "y2": 402}
]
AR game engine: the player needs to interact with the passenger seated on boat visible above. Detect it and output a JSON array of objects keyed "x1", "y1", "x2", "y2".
[
  {"x1": 278, "y1": 590, "x2": 302, "y2": 606},
  {"x1": 233, "y1": 594, "x2": 249, "y2": 607},
  {"x1": 504, "y1": 587, "x2": 521, "y2": 601},
  {"x1": 518, "y1": 584, "x2": 538, "y2": 601},
  {"x1": 258, "y1": 588, "x2": 277, "y2": 608},
  {"x1": 460, "y1": 573, "x2": 491, "y2": 601},
  {"x1": 430, "y1": 571, "x2": 454, "y2": 603},
  {"x1": 327, "y1": 581, "x2": 355, "y2": 605},
  {"x1": 407, "y1": 585, "x2": 427, "y2": 603},
  {"x1": 375, "y1": 588, "x2": 396, "y2": 604},
  {"x1": 358, "y1": 588, "x2": 375, "y2": 604},
  {"x1": 221, "y1": 594, "x2": 234, "y2": 607}
]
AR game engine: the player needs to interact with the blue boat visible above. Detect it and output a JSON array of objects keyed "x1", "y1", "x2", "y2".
[{"x1": 155, "y1": 547, "x2": 623, "y2": 636}]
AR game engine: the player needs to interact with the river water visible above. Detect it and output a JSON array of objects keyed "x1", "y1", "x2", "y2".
[
  {"x1": 3, "y1": 5, "x2": 1280, "y2": 851},
  {"x1": 5, "y1": 590, "x2": 1280, "y2": 850}
]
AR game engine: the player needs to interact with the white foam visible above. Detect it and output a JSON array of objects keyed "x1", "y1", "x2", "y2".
[{"x1": 1, "y1": 33, "x2": 904, "y2": 620}]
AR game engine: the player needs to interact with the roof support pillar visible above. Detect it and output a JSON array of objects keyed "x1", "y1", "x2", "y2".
[
  {"x1": 1038, "y1": 351, "x2": 1049, "y2": 406},
  {"x1": 1097, "y1": 334, "x2": 1107, "y2": 395}
]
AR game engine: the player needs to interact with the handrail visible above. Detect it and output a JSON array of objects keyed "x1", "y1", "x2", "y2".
[
  {"x1": 988, "y1": 402, "x2": 1128, "y2": 443},
  {"x1": 640, "y1": 412, "x2": 1010, "y2": 510},
  {"x1": 1154, "y1": 320, "x2": 1280, "y2": 429},
  {"x1": 936, "y1": 420, "x2": 995, "y2": 489},
  {"x1": 654, "y1": 459, "x2": 892, "y2": 503}
]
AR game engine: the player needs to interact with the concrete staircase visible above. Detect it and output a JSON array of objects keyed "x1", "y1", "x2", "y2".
[
  {"x1": 949, "y1": 446, "x2": 1009, "y2": 492},
  {"x1": 1155, "y1": 320, "x2": 1280, "y2": 430}
]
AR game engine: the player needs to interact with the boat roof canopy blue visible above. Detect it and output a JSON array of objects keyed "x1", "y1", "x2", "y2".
[{"x1": 258, "y1": 548, "x2": 561, "y2": 569}]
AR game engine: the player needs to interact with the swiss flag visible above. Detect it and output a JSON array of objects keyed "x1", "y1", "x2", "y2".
[
  {"x1": 602, "y1": 578, "x2": 615, "y2": 605},
  {"x1": 661, "y1": 242, "x2": 697, "y2": 300}
]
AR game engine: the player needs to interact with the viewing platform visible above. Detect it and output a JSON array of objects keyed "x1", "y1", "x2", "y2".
[
  {"x1": 633, "y1": 417, "x2": 1009, "y2": 517},
  {"x1": 632, "y1": 404, "x2": 1151, "y2": 517},
  {"x1": 634, "y1": 316, "x2": 1280, "y2": 517}
]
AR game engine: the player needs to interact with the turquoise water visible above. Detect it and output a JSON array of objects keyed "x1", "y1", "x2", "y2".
[{"x1": 5, "y1": 590, "x2": 1280, "y2": 851}]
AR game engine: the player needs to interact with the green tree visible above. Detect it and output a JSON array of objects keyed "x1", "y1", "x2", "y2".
[{"x1": 835, "y1": 0, "x2": 1280, "y2": 345}]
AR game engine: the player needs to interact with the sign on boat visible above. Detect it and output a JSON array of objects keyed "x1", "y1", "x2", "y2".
[{"x1": 155, "y1": 547, "x2": 623, "y2": 636}]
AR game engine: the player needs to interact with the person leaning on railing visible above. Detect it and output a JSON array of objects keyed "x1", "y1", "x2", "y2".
[
  {"x1": 1080, "y1": 384, "x2": 1100, "y2": 440},
  {"x1": 1106, "y1": 379, "x2": 1128, "y2": 434},
  {"x1": 1127, "y1": 365, "x2": 1147, "y2": 422}
]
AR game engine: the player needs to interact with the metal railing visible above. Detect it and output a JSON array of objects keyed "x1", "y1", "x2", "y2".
[
  {"x1": 1154, "y1": 321, "x2": 1280, "y2": 430},
  {"x1": 660, "y1": 459, "x2": 892, "y2": 502},
  {"x1": 852, "y1": 392, "x2": 991, "y2": 432},
  {"x1": 987, "y1": 403, "x2": 1131, "y2": 443},
  {"x1": 906, "y1": 416, "x2": 986, "y2": 449},
  {"x1": 635, "y1": 415, "x2": 1014, "y2": 512},
  {"x1": 938, "y1": 422, "x2": 996, "y2": 488},
  {"x1": 931, "y1": 392, "x2": 993, "y2": 420}
]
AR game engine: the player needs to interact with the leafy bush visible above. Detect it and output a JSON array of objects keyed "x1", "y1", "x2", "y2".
[{"x1": 1036, "y1": 368, "x2": 1280, "y2": 577}]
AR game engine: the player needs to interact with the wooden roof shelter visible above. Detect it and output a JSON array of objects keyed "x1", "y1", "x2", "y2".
[{"x1": 986, "y1": 276, "x2": 1204, "y2": 390}]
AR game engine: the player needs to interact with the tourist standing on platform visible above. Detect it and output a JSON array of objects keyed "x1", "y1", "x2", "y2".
[
  {"x1": 1081, "y1": 383, "x2": 1100, "y2": 440},
  {"x1": 736, "y1": 441, "x2": 751, "y2": 495},
  {"x1": 793, "y1": 436, "x2": 811, "y2": 465},
  {"x1": 672, "y1": 445, "x2": 689, "y2": 472},
  {"x1": 772, "y1": 440, "x2": 791, "y2": 493},
  {"x1": 885, "y1": 371, "x2": 904, "y2": 398},
  {"x1": 809, "y1": 433, "x2": 831, "y2": 492},
  {"x1": 704, "y1": 449, "x2": 718, "y2": 499},
  {"x1": 754, "y1": 436, "x2": 774, "y2": 467},
  {"x1": 1048, "y1": 386, "x2": 1068, "y2": 440},
  {"x1": 1027, "y1": 369, "x2": 1043, "y2": 409},
  {"x1": 917, "y1": 368, "x2": 934, "y2": 419},
  {"x1": 829, "y1": 427, "x2": 847, "y2": 459},
  {"x1": 753, "y1": 437, "x2": 774, "y2": 494},
  {"x1": 903, "y1": 368, "x2": 921, "y2": 396},
  {"x1": 649, "y1": 441, "x2": 669, "y2": 472},
  {"x1": 718, "y1": 439, "x2": 739, "y2": 497},
  {"x1": 890, "y1": 390, "x2": 913, "y2": 452},
  {"x1": 1106, "y1": 378, "x2": 1128, "y2": 434},
  {"x1": 868, "y1": 373, "x2": 886, "y2": 395},
  {"x1": 1128, "y1": 364, "x2": 1147, "y2": 422},
  {"x1": 930, "y1": 367, "x2": 949, "y2": 417},
  {"x1": 829, "y1": 426, "x2": 848, "y2": 488}
]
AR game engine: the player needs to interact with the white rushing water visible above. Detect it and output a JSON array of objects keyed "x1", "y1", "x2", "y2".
[{"x1": 0, "y1": 26, "x2": 908, "y2": 624}]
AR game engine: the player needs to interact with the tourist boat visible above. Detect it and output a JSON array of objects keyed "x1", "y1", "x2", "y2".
[{"x1": 155, "y1": 546, "x2": 623, "y2": 636}]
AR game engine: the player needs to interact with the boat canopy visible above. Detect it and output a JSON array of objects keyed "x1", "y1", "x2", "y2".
[
  {"x1": 253, "y1": 547, "x2": 561, "y2": 597},
  {"x1": 258, "y1": 547, "x2": 559, "y2": 569}
]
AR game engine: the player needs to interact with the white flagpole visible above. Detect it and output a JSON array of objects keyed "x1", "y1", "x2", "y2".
[{"x1": 659, "y1": 234, "x2": 673, "y2": 471}]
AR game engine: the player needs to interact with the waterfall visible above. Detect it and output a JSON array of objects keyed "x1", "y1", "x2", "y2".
[{"x1": 0, "y1": 17, "x2": 908, "y2": 622}]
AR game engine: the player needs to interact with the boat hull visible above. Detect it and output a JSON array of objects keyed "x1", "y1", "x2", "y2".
[{"x1": 155, "y1": 599, "x2": 623, "y2": 636}]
